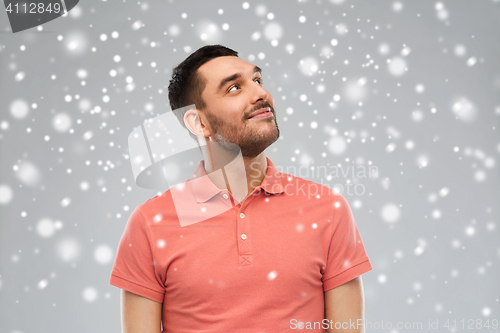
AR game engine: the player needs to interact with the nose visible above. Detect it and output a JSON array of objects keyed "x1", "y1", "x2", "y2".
[{"x1": 251, "y1": 80, "x2": 269, "y2": 105}]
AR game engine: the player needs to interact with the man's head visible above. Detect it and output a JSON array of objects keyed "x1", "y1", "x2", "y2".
[{"x1": 168, "y1": 44, "x2": 279, "y2": 158}]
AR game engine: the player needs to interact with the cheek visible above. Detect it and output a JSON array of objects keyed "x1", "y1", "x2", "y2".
[{"x1": 225, "y1": 104, "x2": 246, "y2": 122}]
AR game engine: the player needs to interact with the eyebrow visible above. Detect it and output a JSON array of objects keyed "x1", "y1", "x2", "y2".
[{"x1": 216, "y1": 65, "x2": 262, "y2": 94}]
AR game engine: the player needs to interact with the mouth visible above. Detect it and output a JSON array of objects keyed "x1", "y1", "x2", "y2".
[{"x1": 248, "y1": 107, "x2": 273, "y2": 119}]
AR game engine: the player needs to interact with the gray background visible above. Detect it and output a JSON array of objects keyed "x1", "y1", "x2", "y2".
[{"x1": 1, "y1": 0, "x2": 499, "y2": 332}]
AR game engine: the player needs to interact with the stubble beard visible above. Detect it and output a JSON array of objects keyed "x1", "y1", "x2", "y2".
[{"x1": 206, "y1": 109, "x2": 280, "y2": 158}]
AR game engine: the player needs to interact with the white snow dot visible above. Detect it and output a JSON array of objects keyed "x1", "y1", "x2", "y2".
[
  {"x1": 378, "y1": 43, "x2": 390, "y2": 55},
  {"x1": 255, "y1": 4, "x2": 267, "y2": 16},
  {"x1": 299, "y1": 57, "x2": 319, "y2": 76},
  {"x1": 316, "y1": 84, "x2": 326, "y2": 94},
  {"x1": 386, "y1": 143, "x2": 396, "y2": 153},
  {"x1": 467, "y1": 57, "x2": 477, "y2": 67},
  {"x1": 56, "y1": 237, "x2": 81, "y2": 262},
  {"x1": 52, "y1": 113, "x2": 72, "y2": 132},
  {"x1": 439, "y1": 187, "x2": 449, "y2": 197},
  {"x1": 417, "y1": 155, "x2": 429, "y2": 168},
  {"x1": 335, "y1": 23, "x2": 348, "y2": 35},
  {"x1": 132, "y1": 20, "x2": 142, "y2": 30},
  {"x1": 412, "y1": 110, "x2": 424, "y2": 122},
  {"x1": 37, "y1": 218, "x2": 56, "y2": 238},
  {"x1": 264, "y1": 22, "x2": 283, "y2": 40},
  {"x1": 169, "y1": 24, "x2": 180, "y2": 36},
  {"x1": 0, "y1": 185, "x2": 13, "y2": 205},
  {"x1": 474, "y1": 169, "x2": 486, "y2": 182},
  {"x1": 77, "y1": 69, "x2": 88, "y2": 79},
  {"x1": 82, "y1": 287, "x2": 98, "y2": 302},
  {"x1": 15, "y1": 71, "x2": 25, "y2": 81},
  {"x1": 38, "y1": 279, "x2": 49, "y2": 289},
  {"x1": 454, "y1": 44, "x2": 467, "y2": 57},
  {"x1": 328, "y1": 136, "x2": 347, "y2": 155},
  {"x1": 15, "y1": 161, "x2": 41, "y2": 186},
  {"x1": 381, "y1": 203, "x2": 400, "y2": 223},
  {"x1": 267, "y1": 270, "x2": 278, "y2": 280},
  {"x1": 80, "y1": 181, "x2": 89, "y2": 191},
  {"x1": 388, "y1": 57, "x2": 407, "y2": 76},
  {"x1": 392, "y1": 1, "x2": 403, "y2": 12},
  {"x1": 61, "y1": 197, "x2": 71, "y2": 207},
  {"x1": 452, "y1": 97, "x2": 477, "y2": 122},
  {"x1": 415, "y1": 84, "x2": 425, "y2": 93},
  {"x1": 465, "y1": 226, "x2": 475, "y2": 236},
  {"x1": 94, "y1": 245, "x2": 113, "y2": 264},
  {"x1": 10, "y1": 99, "x2": 30, "y2": 119},
  {"x1": 482, "y1": 307, "x2": 491, "y2": 317}
]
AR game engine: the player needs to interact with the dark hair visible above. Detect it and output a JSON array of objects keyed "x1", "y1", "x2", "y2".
[{"x1": 168, "y1": 44, "x2": 239, "y2": 142}]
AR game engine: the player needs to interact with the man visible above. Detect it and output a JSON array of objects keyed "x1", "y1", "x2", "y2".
[{"x1": 109, "y1": 44, "x2": 373, "y2": 332}]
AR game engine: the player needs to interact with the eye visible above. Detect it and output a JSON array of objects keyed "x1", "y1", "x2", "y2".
[{"x1": 228, "y1": 77, "x2": 263, "y2": 93}]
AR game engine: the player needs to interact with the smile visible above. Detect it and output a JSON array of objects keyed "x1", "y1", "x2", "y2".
[{"x1": 248, "y1": 108, "x2": 273, "y2": 119}]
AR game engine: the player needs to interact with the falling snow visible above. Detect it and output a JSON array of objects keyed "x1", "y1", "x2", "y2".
[{"x1": 0, "y1": 1, "x2": 498, "y2": 332}]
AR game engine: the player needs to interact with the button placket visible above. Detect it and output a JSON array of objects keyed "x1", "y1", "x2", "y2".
[{"x1": 237, "y1": 209, "x2": 252, "y2": 266}]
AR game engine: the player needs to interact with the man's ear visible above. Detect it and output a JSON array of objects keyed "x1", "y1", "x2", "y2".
[{"x1": 184, "y1": 108, "x2": 211, "y2": 138}]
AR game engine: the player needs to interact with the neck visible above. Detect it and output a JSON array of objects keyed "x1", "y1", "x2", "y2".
[{"x1": 200, "y1": 140, "x2": 268, "y2": 204}]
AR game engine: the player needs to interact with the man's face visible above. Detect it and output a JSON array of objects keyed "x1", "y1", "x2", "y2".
[{"x1": 197, "y1": 56, "x2": 279, "y2": 158}]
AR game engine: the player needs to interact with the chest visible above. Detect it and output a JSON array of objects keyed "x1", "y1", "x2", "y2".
[{"x1": 154, "y1": 213, "x2": 329, "y2": 302}]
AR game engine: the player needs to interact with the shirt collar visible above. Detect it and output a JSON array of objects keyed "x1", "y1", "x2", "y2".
[{"x1": 189, "y1": 156, "x2": 283, "y2": 203}]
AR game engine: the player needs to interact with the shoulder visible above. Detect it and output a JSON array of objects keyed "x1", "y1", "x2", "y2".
[
  {"x1": 280, "y1": 172, "x2": 338, "y2": 200},
  {"x1": 136, "y1": 189, "x2": 178, "y2": 226}
]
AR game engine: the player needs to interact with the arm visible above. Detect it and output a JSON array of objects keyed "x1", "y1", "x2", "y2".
[
  {"x1": 324, "y1": 276, "x2": 366, "y2": 333},
  {"x1": 121, "y1": 290, "x2": 162, "y2": 333}
]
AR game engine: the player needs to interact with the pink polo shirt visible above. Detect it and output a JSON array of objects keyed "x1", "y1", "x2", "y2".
[{"x1": 109, "y1": 156, "x2": 372, "y2": 332}]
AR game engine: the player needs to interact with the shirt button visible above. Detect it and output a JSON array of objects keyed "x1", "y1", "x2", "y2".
[
  {"x1": 223, "y1": 194, "x2": 229, "y2": 199},
  {"x1": 240, "y1": 213, "x2": 245, "y2": 219},
  {"x1": 241, "y1": 234, "x2": 247, "y2": 240}
]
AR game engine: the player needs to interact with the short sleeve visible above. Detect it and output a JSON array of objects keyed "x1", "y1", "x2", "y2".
[
  {"x1": 322, "y1": 193, "x2": 373, "y2": 292},
  {"x1": 109, "y1": 205, "x2": 165, "y2": 303}
]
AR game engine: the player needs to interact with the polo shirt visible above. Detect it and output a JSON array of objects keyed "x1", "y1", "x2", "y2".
[{"x1": 109, "y1": 156, "x2": 373, "y2": 333}]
